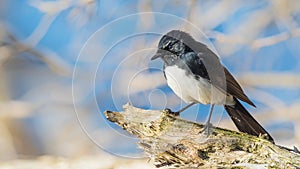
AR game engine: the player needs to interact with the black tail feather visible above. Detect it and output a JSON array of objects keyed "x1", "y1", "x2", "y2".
[{"x1": 224, "y1": 98, "x2": 274, "y2": 143}]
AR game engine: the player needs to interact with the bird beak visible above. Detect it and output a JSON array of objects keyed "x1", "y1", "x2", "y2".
[{"x1": 151, "y1": 51, "x2": 162, "y2": 60}]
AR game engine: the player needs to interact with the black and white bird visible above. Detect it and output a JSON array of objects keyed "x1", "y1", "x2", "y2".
[{"x1": 151, "y1": 30, "x2": 274, "y2": 143}]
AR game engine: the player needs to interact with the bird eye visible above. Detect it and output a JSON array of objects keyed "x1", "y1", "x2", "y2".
[
  {"x1": 170, "y1": 40, "x2": 184, "y2": 53},
  {"x1": 172, "y1": 43, "x2": 180, "y2": 51}
]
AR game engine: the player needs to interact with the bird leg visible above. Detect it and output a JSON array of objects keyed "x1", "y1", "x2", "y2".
[
  {"x1": 178, "y1": 102, "x2": 196, "y2": 114},
  {"x1": 202, "y1": 104, "x2": 215, "y2": 136},
  {"x1": 164, "y1": 102, "x2": 196, "y2": 116}
]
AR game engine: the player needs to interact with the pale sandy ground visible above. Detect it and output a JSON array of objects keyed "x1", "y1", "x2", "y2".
[{"x1": 0, "y1": 155, "x2": 155, "y2": 169}]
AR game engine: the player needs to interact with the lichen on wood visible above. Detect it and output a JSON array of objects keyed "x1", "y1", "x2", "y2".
[{"x1": 104, "y1": 103, "x2": 300, "y2": 169}]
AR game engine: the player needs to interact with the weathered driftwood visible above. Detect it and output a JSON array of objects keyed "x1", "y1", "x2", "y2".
[{"x1": 104, "y1": 103, "x2": 300, "y2": 169}]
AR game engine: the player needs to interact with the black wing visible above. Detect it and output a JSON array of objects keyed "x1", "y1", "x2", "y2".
[{"x1": 188, "y1": 42, "x2": 255, "y2": 107}]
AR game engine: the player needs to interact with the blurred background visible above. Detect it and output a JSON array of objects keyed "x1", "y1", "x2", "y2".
[{"x1": 0, "y1": 0, "x2": 299, "y2": 162}]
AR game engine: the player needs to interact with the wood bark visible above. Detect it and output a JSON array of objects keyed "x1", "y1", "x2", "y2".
[{"x1": 104, "y1": 103, "x2": 300, "y2": 168}]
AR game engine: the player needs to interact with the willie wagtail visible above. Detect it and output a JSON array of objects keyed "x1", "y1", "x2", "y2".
[{"x1": 151, "y1": 30, "x2": 274, "y2": 143}]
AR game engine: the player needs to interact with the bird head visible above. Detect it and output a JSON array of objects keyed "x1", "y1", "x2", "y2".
[{"x1": 151, "y1": 30, "x2": 194, "y2": 63}]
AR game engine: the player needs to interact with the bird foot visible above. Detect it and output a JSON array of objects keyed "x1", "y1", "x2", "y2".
[
  {"x1": 200, "y1": 122, "x2": 213, "y2": 137},
  {"x1": 164, "y1": 108, "x2": 180, "y2": 116}
]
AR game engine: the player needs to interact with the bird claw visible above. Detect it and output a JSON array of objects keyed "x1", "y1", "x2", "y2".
[
  {"x1": 164, "y1": 108, "x2": 180, "y2": 116},
  {"x1": 201, "y1": 122, "x2": 213, "y2": 137}
]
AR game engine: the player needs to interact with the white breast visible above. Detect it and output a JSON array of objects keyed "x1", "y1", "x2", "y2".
[{"x1": 164, "y1": 65, "x2": 234, "y2": 105}]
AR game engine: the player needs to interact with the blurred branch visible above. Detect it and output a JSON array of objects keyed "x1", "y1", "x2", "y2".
[
  {"x1": 207, "y1": 23, "x2": 300, "y2": 51},
  {"x1": 238, "y1": 72, "x2": 300, "y2": 88},
  {"x1": 105, "y1": 103, "x2": 300, "y2": 168},
  {"x1": 0, "y1": 122, "x2": 17, "y2": 160},
  {"x1": 29, "y1": 0, "x2": 98, "y2": 28},
  {"x1": 24, "y1": 14, "x2": 59, "y2": 47},
  {"x1": 184, "y1": 0, "x2": 196, "y2": 30},
  {"x1": 251, "y1": 28, "x2": 300, "y2": 49},
  {"x1": 0, "y1": 68, "x2": 8, "y2": 101},
  {"x1": 259, "y1": 100, "x2": 300, "y2": 125},
  {"x1": 0, "y1": 101, "x2": 33, "y2": 119},
  {"x1": 0, "y1": 29, "x2": 71, "y2": 76}
]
